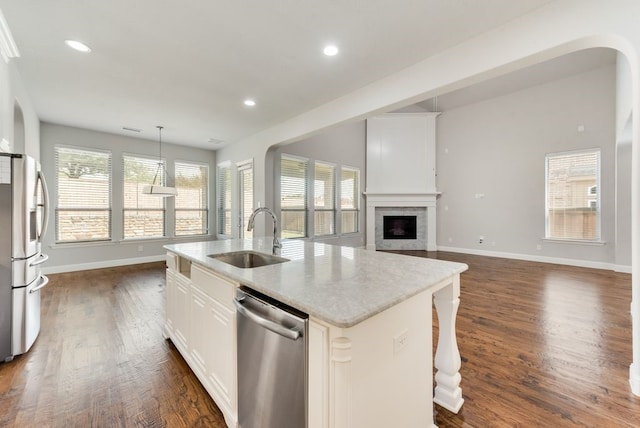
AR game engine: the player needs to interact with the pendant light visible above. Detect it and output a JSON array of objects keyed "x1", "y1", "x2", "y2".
[{"x1": 142, "y1": 126, "x2": 177, "y2": 197}]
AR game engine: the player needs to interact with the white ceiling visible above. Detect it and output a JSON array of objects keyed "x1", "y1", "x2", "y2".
[{"x1": 1, "y1": 0, "x2": 605, "y2": 150}]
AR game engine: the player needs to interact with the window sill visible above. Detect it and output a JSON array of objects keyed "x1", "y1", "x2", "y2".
[
  {"x1": 51, "y1": 235, "x2": 214, "y2": 249},
  {"x1": 542, "y1": 238, "x2": 606, "y2": 246}
]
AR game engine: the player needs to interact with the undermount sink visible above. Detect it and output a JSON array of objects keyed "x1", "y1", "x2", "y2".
[{"x1": 208, "y1": 251, "x2": 289, "y2": 269}]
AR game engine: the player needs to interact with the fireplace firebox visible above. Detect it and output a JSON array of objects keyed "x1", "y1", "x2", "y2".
[{"x1": 383, "y1": 216, "x2": 417, "y2": 240}]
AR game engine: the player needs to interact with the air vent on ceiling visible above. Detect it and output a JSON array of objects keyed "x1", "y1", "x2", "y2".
[{"x1": 122, "y1": 126, "x2": 141, "y2": 133}]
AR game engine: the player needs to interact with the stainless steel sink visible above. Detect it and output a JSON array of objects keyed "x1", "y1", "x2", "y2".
[{"x1": 208, "y1": 251, "x2": 289, "y2": 268}]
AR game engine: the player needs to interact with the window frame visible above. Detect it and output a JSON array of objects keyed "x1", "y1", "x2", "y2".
[
  {"x1": 122, "y1": 152, "x2": 167, "y2": 240},
  {"x1": 174, "y1": 160, "x2": 209, "y2": 237},
  {"x1": 237, "y1": 159, "x2": 254, "y2": 239},
  {"x1": 280, "y1": 154, "x2": 309, "y2": 239},
  {"x1": 216, "y1": 161, "x2": 232, "y2": 237},
  {"x1": 313, "y1": 160, "x2": 336, "y2": 237},
  {"x1": 544, "y1": 148, "x2": 601, "y2": 242},
  {"x1": 54, "y1": 145, "x2": 113, "y2": 244},
  {"x1": 340, "y1": 165, "x2": 360, "y2": 235}
]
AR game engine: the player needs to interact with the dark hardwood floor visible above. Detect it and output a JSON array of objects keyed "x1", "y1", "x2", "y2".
[
  {"x1": 0, "y1": 253, "x2": 638, "y2": 427},
  {"x1": 0, "y1": 262, "x2": 226, "y2": 428}
]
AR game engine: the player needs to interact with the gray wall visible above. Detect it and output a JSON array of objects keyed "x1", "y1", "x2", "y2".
[
  {"x1": 436, "y1": 64, "x2": 626, "y2": 269},
  {"x1": 274, "y1": 121, "x2": 366, "y2": 248},
  {"x1": 40, "y1": 123, "x2": 217, "y2": 272}
]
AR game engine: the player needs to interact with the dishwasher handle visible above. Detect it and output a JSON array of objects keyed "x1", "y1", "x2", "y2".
[{"x1": 234, "y1": 298, "x2": 301, "y2": 341}]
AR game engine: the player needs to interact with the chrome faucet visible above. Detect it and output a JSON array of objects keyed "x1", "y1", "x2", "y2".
[{"x1": 247, "y1": 207, "x2": 281, "y2": 255}]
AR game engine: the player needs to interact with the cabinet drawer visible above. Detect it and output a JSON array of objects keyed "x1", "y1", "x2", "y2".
[{"x1": 191, "y1": 264, "x2": 237, "y2": 309}]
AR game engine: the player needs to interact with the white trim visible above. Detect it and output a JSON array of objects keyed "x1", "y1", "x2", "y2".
[
  {"x1": 437, "y1": 246, "x2": 631, "y2": 273},
  {"x1": 542, "y1": 238, "x2": 606, "y2": 246},
  {"x1": 42, "y1": 254, "x2": 166, "y2": 274},
  {"x1": 0, "y1": 10, "x2": 19, "y2": 63}
]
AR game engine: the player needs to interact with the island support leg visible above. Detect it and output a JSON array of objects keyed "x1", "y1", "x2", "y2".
[
  {"x1": 433, "y1": 275, "x2": 464, "y2": 413},
  {"x1": 331, "y1": 337, "x2": 352, "y2": 428}
]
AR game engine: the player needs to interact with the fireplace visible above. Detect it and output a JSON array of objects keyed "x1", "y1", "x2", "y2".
[
  {"x1": 383, "y1": 216, "x2": 417, "y2": 240},
  {"x1": 365, "y1": 194, "x2": 438, "y2": 251}
]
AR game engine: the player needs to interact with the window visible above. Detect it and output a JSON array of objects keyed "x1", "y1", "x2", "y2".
[
  {"x1": 55, "y1": 146, "x2": 112, "y2": 243},
  {"x1": 314, "y1": 162, "x2": 335, "y2": 236},
  {"x1": 175, "y1": 161, "x2": 208, "y2": 236},
  {"x1": 217, "y1": 162, "x2": 231, "y2": 236},
  {"x1": 545, "y1": 149, "x2": 600, "y2": 240},
  {"x1": 341, "y1": 166, "x2": 360, "y2": 234},
  {"x1": 123, "y1": 154, "x2": 166, "y2": 238},
  {"x1": 280, "y1": 155, "x2": 308, "y2": 238},
  {"x1": 238, "y1": 161, "x2": 254, "y2": 238}
]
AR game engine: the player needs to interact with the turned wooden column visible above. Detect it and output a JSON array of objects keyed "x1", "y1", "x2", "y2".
[{"x1": 433, "y1": 276, "x2": 464, "y2": 412}]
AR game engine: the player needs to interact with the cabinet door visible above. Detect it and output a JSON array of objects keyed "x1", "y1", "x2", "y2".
[
  {"x1": 173, "y1": 275, "x2": 190, "y2": 353},
  {"x1": 207, "y1": 298, "x2": 236, "y2": 412},
  {"x1": 190, "y1": 286, "x2": 212, "y2": 377},
  {"x1": 165, "y1": 270, "x2": 176, "y2": 335}
]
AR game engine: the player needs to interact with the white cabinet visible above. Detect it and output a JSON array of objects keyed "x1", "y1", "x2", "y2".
[
  {"x1": 164, "y1": 256, "x2": 190, "y2": 354},
  {"x1": 191, "y1": 263, "x2": 237, "y2": 419},
  {"x1": 165, "y1": 253, "x2": 238, "y2": 428}
]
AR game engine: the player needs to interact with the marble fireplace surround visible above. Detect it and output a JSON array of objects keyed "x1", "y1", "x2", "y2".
[{"x1": 365, "y1": 193, "x2": 439, "y2": 251}]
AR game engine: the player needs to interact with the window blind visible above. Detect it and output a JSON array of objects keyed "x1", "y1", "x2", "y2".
[
  {"x1": 546, "y1": 150, "x2": 600, "y2": 240},
  {"x1": 238, "y1": 162, "x2": 254, "y2": 238},
  {"x1": 175, "y1": 161, "x2": 208, "y2": 236},
  {"x1": 340, "y1": 166, "x2": 359, "y2": 234},
  {"x1": 123, "y1": 154, "x2": 166, "y2": 238},
  {"x1": 217, "y1": 163, "x2": 231, "y2": 235},
  {"x1": 314, "y1": 161, "x2": 335, "y2": 236},
  {"x1": 55, "y1": 146, "x2": 112, "y2": 243},
  {"x1": 280, "y1": 155, "x2": 308, "y2": 238}
]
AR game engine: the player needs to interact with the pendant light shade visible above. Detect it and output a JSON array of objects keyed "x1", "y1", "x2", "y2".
[{"x1": 142, "y1": 126, "x2": 177, "y2": 197}]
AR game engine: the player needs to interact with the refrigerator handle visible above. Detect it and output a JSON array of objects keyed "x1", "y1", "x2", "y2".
[
  {"x1": 29, "y1": 275, "x2": 49, "y2": 294},
  {"x1": 30, "y1": 253, "x2": 49, "y2": 266},
  {"x1": 37, "y1": 170, "x2": 50, "y2": 240}
]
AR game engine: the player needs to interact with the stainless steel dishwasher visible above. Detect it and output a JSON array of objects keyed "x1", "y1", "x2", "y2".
[{"x1": 235, "y1": 286, "x2": 308, "y2": 428}]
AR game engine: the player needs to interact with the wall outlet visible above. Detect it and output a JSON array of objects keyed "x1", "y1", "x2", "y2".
[
  {"x1": 478, "y1": 236, "x2": 484, "y2": 244},
  {"x1": 137, "y1": 245, "x2": 144, "y2": 252},
  {"x1": 536, "y1": 244, "x2": 542, "y2": 251},
  {"x1": 393, "y1": 330, "x2": 409, "y2": 354}
]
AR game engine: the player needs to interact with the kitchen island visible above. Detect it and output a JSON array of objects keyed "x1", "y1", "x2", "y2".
[{"x1": 164, "y1": 238, "x2": 468, "y2": 428}]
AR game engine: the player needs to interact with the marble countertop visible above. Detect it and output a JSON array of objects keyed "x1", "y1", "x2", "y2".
[{"x1": 164, "y1": 239, "x2": 468, "y2": 328}]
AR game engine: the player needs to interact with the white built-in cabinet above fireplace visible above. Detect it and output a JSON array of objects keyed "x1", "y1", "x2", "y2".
[{"x1": 365, "y1": 112, "x2": 440, "y2": 251}]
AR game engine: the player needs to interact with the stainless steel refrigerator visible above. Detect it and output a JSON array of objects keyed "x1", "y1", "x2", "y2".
[{"x1": 0, "y1": 153, "x2": 50, "y2": 362}]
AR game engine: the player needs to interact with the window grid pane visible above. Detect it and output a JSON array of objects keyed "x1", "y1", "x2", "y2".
[
  {"x1": 55, "y1": 146, "x2": 112, "y2": 242},
  {"x1": 123, "y1": 154, "x2": 166, "y2": 238},
  {"x1": 281, "y1": 156, "x2": 308, "y2": 238},
  {"x1": 546, "y1": 150, "x2": 600, "y2": 240},
  {"x1": 217, "y1": 164, "x2": 232, "y2": 235},
  {"x1": 175, "y1": 161, "x2": 208, "y2": 235}
]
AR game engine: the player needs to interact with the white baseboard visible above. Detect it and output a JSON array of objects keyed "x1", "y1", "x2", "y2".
[
  {"x1": 42, "y1": 254, "x2": 167, "y2": 275},
  {"x1": 436, "y1": 246, "x2": 632, "y2": 273}
]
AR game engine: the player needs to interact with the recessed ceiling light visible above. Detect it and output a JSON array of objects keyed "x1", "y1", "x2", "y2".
[
  {"x1": 244, "y1": 99, "x2": 256, "y2": 107},
  {"x1": 323, "y1": 45, "x2": 339, "y2": 56},
  {"x1": 65, "y1": 39, "x2": 91, "y2": 53},
  {"x1": 208, "y1": 138, "x2": 224, "y2": 145}
]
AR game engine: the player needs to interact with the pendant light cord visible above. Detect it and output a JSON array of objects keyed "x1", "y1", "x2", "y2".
[{"x1": 151, "y1": 125, "x2": 164, "y2": 186}]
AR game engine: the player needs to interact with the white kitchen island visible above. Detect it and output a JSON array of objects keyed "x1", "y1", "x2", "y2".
[{"x1": 164, "y1": 239, "x2": 468, "y2": 428}]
